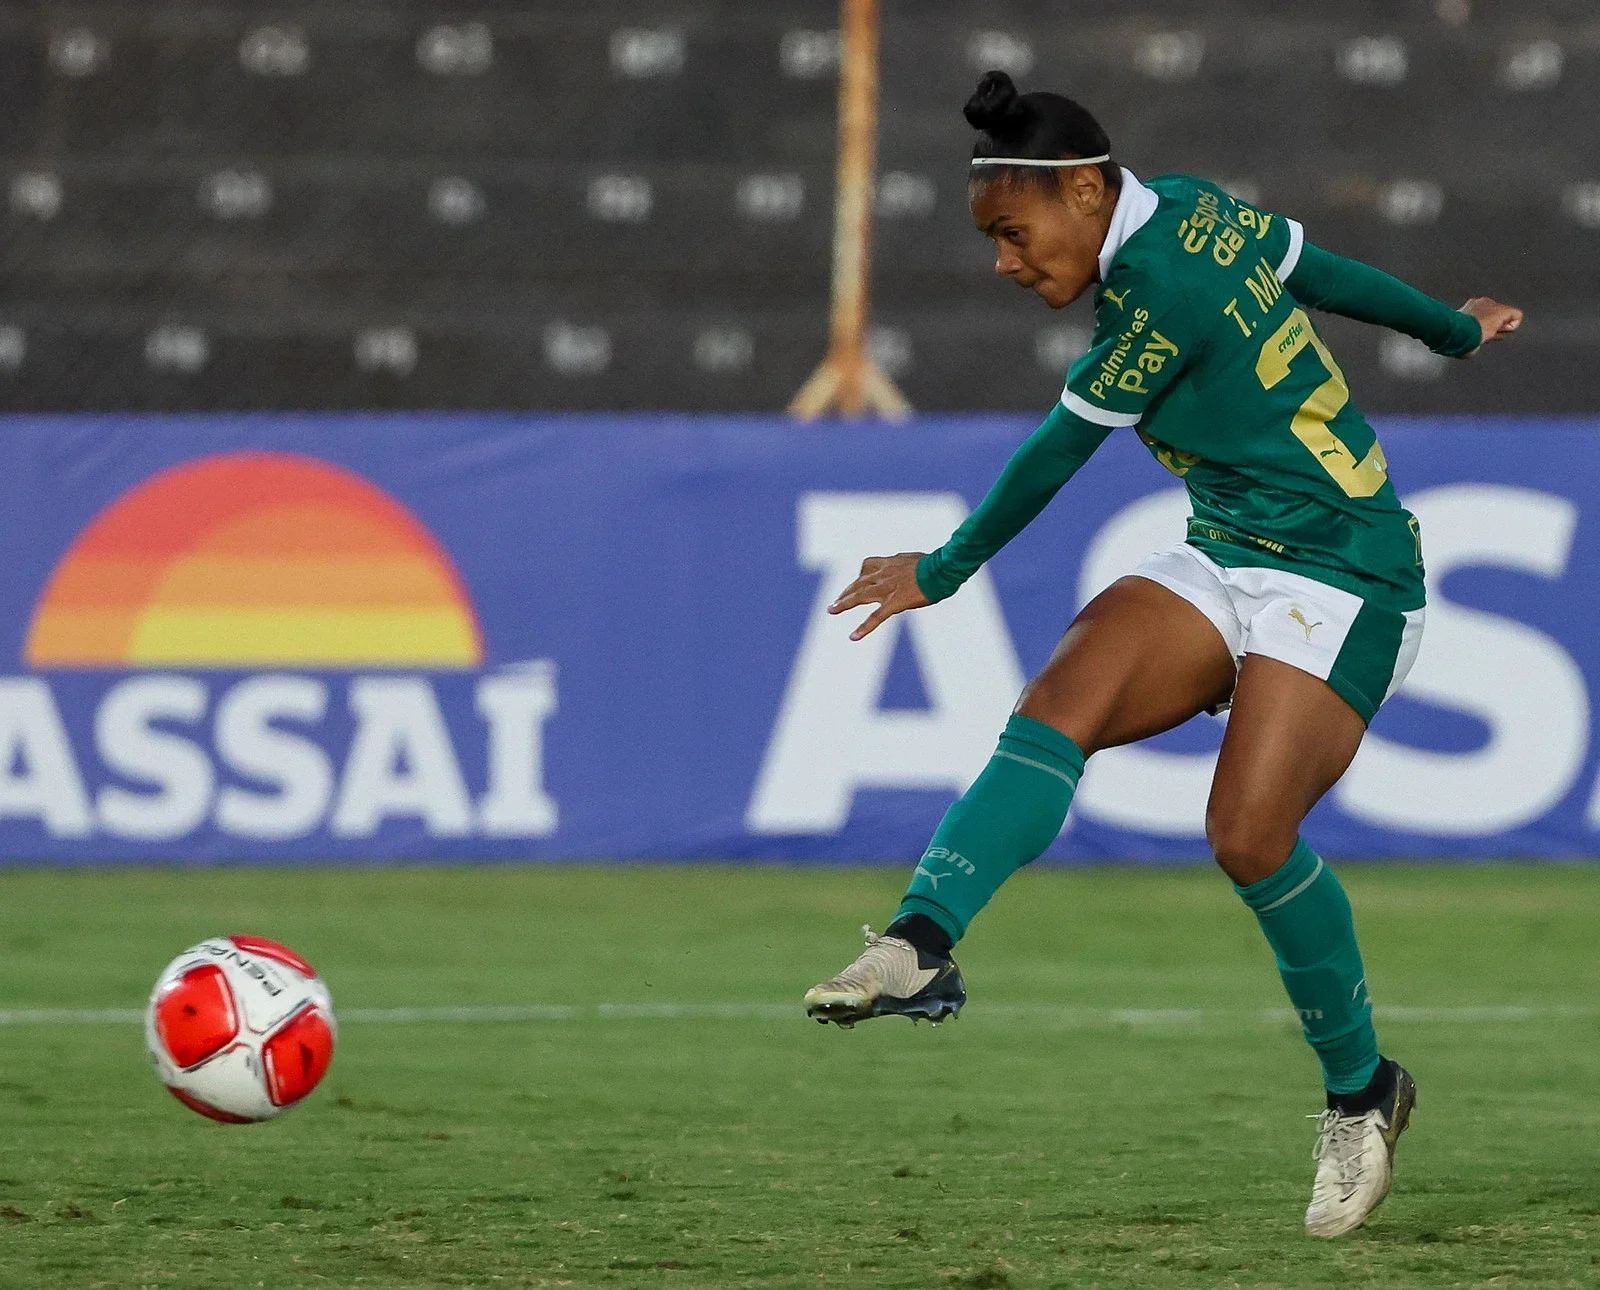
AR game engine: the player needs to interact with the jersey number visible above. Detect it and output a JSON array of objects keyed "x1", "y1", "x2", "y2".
[{"x1": 1255, "y1": 308, "x2": 1389, "y2": 498}]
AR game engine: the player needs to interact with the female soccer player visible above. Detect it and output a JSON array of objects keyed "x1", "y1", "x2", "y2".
[{"x1": 804, "y1": 71, "x2": 1522, "y2": 1237}]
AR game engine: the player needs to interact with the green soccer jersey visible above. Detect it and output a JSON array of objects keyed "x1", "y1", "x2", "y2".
[{"x1": 917, "y1": 170, "x2": 1483, "y2": 614}]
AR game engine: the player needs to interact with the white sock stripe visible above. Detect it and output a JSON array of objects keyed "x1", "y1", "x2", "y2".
[
  {"x1": 1255, "y1": 856, "x2": 1325, "y2": 914},
  {"x1": 993, "y1": 748, "x2": 1081, "y2": 789}
]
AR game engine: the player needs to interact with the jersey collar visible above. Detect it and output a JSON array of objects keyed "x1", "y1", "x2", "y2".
[{"x1": 1097, "y1": 167, "x2": 1159, "y2": 281}]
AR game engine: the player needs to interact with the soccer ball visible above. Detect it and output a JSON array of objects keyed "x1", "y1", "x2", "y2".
[{"x1": 145, "y1": 935, "x2": 336, "y2": 1123}]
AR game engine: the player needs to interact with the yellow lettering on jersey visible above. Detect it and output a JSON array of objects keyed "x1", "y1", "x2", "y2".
[
  {"x1": 1245, "y1": 258, "x2": 1284, "y2": 313},
  {"x1": 1138, "y1": 430, "x2": 1202, "y2": 478},
  {"x1": 1255, "y1": 308, "x2": 1388, "y2": 498},
  {"x1": 1088, "y1": 308, "x2": 1153, "y2": 398},
  {"x1": 1132, "y1": 330, "x2": 1181, "y2": 377},
  {"x1": 1213, "y1": 226, "x2": 1245, "y2": 266},
  {"x1": 1235, "y1": 206, "x2": 1274, "y2": 241},
  {"x1": 1223, "y1": 298, "x2": 1253, "y2": 337},
  {"x1": 1177, "y1": 189, "x2": 1223, "y2": 255}
]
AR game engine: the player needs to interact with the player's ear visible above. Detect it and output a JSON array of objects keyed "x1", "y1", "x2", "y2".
[{"x1": 1063, "y1": 165, "x2": 1104, "y2": 214}]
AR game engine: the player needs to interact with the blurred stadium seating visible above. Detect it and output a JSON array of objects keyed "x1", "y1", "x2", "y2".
[{"x1": 2, "y1": 0, "x2": 1596, "y2": 414}]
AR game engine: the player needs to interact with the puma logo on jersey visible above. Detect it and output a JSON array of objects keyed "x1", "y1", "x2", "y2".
[
  {"x1": 1103, "y1": 287, "x2": 1130, "y2": 309},
  {"x1": 1289, "y1": 607, "x2": 1323, "y2": 640}
]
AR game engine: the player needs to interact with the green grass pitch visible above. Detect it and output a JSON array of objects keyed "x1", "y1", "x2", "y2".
[{"x1": 2, "y1": 863, "x2": 1600, "y2": 1288}]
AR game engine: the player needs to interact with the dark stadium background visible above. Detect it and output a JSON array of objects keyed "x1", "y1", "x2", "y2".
[{"x1": 3, "y1": 0, "x2": 1594, "y2": 415}]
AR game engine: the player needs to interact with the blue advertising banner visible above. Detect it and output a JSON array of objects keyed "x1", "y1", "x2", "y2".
[{"x1": 0, "y1": 414, "x2": 1594, "y2": 862}]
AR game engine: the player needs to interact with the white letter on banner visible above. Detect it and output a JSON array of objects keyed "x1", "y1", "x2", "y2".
[
  {"x1": 214, "y1": 676, "x2": 334, "y2": 840},
  {"x1": 476, "y1": 663, "x2": 559, "y2": 837},
  {"x1": 1338, "y1": 485, "x2": 1588, "y2": 834},
  {"x1": 1070, "y1": 489, "x2": 1212, "y2": 836},
  {"x1": 746, "y1": 492, "x2": 1025, "y2": 834},
  {"x1": 96, "y1": 676, "x2": 214, "y2": 840},
  {"x1": 332, "y1": 678, "x2": 474, "y2": 838},
  {"x1": 0, "y1": 677, "x2": 93, "y2": 837}
]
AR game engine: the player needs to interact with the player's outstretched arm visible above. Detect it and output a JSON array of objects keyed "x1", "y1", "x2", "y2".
[
  {"x1": 1285, "y1": 241, "x2": 1521, "y2": 358},
  {"x1": 828, "y1": 402, "x2": 1111, "y2": 640}
]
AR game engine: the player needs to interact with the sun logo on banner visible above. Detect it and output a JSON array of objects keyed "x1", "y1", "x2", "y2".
[{"x1": 25, "y1": 452, "x2": 484, "y2": 670}]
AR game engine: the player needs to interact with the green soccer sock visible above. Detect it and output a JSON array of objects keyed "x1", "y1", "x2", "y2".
[
  {"x1": 893, "y1": 714, "x2": 1085, "y2": 947},
  {"x1": 1236, "y1": 838, "x2": 1381, "y2": 1094}
]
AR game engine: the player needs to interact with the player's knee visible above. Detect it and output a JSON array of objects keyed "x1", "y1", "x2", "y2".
[
  {"x1": 1015, "y1": 689, "x2": 1101, "y2": 754},
  {"x1": 1205, "y1": 800, "x2": 1292, "y2": 885},
  {"x1": 1015, "y1": 663, "x2": 1117, "y2": 754}
]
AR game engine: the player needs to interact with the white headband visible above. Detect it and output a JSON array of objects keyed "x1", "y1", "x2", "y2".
[{"x1": 970, "y1": 154, "x2": 1111, "y2": 168}]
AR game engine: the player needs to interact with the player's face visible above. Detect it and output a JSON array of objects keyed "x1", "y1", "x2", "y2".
[{"x1": 970, "y1": 170, "x2": 1115, "y2": 308}]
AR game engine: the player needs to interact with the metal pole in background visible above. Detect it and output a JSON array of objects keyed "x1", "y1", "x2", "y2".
[{"x1": 788, "y1": 0, "x2": 911, "y2": 421}]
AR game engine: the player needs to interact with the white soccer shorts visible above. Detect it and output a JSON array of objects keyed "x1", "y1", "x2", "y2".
[{"x1": 1131, "y1": 542, "x2": 1425, "y2": 723}]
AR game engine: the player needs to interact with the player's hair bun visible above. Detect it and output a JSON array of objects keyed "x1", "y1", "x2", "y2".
[
  {"x1": 964, "y1": 70, "x2": 1030, "y2": 137},
  {"x1": 965, "y1": 72, "x2": 1117, "y2": 191}
]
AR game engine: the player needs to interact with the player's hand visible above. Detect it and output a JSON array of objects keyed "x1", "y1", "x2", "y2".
[
  {"x1": 828, "y1": 553, "x2": 931, "y2": 641},
  {"x1": 1461, "y1": 297, "x2": 1523, "y2": 352}
]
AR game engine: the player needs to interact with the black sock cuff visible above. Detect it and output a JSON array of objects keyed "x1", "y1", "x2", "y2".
[
  {"x1": 885, "y1": 913, "x2": 953, "y2": 960},
  {"x1": 1327, "y1": 1056, "x2": 1396, "y2": 1115}
]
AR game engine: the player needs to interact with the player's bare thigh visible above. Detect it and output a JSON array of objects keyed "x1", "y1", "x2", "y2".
[
  {"x1": 1016, "y1": 576, "x2": 1236, "y2": 756},
  {"x1": 1206, "y1": 654, "x2": 1368, "y2": 886}
]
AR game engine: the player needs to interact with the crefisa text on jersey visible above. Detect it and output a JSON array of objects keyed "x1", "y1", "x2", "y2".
[{"x1": 0, "y1": 662, "x2": 559, "y2": 843}]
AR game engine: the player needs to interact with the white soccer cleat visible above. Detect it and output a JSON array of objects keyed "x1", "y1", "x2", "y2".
[
  {"x1": 803, "y1": 925, "x2": 966, "y2": 1028},
  {"x1": 1304, "y1": 1060, "x2": 1416, "y2": 1238}
]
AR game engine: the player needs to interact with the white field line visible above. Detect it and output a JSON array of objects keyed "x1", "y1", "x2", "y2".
[{"x1": 0, "y1": 1002, "x2": 1596, "y2": 1027}]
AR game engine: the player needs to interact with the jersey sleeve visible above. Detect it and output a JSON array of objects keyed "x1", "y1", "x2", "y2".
[
  {"x1": 1224, "y1": 191, "x2": 1481, "y2": 357},
  {"x1": 915, "y1": 402, "x2": 1113, "y2": 604},
  {"x1": 1285, "y1": 242, "x2": 1483, "y2": 357},
  {"x1": 1060, "y1": 267, "x2": 1197, "y2": 430}
]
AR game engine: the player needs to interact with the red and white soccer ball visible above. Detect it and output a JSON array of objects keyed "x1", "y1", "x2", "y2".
[{"x1": 145, "y1": 936, "x2": 336, "y2": 1123}]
